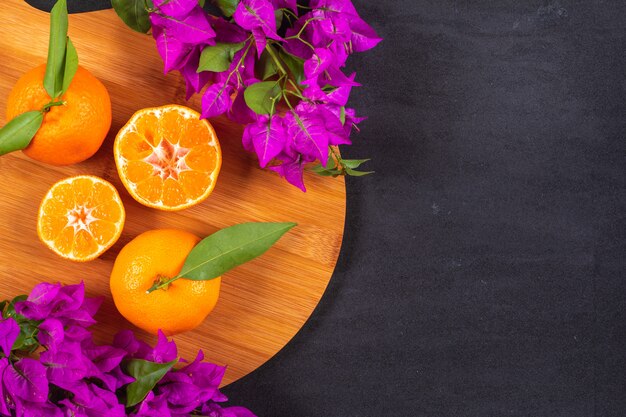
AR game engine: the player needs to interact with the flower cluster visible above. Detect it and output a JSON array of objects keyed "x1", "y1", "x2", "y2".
[
  {"x1": 0, "y1": 282, "x2": 255, "y2": 417},
  {"x1": 130, "y1": 0, "x2": 381, "y2": 191}
]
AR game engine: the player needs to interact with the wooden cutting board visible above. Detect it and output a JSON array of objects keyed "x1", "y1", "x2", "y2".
[{"x1": 0, "y1": 0, "x2": 345, "y2": 386}]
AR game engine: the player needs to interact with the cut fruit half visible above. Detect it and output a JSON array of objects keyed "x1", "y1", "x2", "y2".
[
  {"x1": 114, "y1": 105, "x2": 222, "y2": 211},
  {"x1": 37, "y1": 175, "x2": 125, "y2": 262}
]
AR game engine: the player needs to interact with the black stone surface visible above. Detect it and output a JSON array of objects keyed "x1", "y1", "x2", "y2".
[{"x1": 24, "y1": 1, "x2": 626, "y2": 416}]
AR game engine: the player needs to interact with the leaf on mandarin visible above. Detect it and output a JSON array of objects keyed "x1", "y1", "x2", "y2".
[{"x1": 0, "y1": 111, "x2": 44, "y2": 156}]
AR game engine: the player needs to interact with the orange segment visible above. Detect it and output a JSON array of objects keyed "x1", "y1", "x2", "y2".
[
  {"x1": 37, "y1": 175, "x2": 126, "y2": 262},
  {"x1": 114, "y1": 105, "x2": 221, "y2": 211}
]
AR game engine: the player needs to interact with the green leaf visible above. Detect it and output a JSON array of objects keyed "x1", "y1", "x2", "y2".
[
  {"x1": 61, "y1": 37, "x2": 78, "y2": 95},
  {"x1": 258, "y1": 50, "x2": 278, "y2": 80},
  {"x1": 0, "y1": 111, "x2": 44, "y2": 156},
  {"x1": 244, "y1": 81, "x2": 282, "y2": 115},
  {"x1": 274, "y1": 9, "x2": 283, "y2": 28},
  {"x1": 345, "y1": 167, "x2": 374, "y2": 176},
  {"x1": 126, "y1": 358, "x2": 178, "y2": 407},
  {"x1": 177, "y1": 222, "x2": 296, "y2": 281},
  {"x1": 198, "y1": 0, "x2": 206, "y2": 6},
  {"x1": 12, "y1": 321, "x2": 40, "y2": 352},
  {"x1": 215, "y1": 0, "x2": 239, "y2": 17},
  {"x1": 339, "y1": 106, "x2": 346, "y2": 124},
  {"x1": 198, "y1": 42, "x2": 245, "y2": 73},
  {"x1": 278, "y1": 49, "x2": 304, "y2": 84},
  {"x1": 44, "y1": 0, "x2": 69, "y2": 98},
  {"x1": 4, "y1": 295, "x2": 28, "y2": 319},
  {"x1": 111, "y1": 0, "x2": 152, "y2": 33},
  {"x1": 341, "y1": 159, "x2": 370, "y2": 169}
]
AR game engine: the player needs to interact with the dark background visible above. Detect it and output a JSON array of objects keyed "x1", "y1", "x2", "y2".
[{"x1": 27, "y1": 1, "x2": 626, "y2": 416}]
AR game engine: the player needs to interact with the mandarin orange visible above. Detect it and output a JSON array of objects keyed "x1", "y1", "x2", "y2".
[
  {"x1": 114, "y1": 105, "x2": 221, "y2": 211},
  {"x1": 6, "y1": 64, "x2": 111, "y2": 165},
  {"x1": 109, "y1": 229, "x2": 221, "y2": 335},
  {"x1": 37, "y1": 175, "x2": 125, "y2": 262}
]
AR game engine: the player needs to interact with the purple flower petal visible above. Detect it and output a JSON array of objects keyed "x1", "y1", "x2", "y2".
[
  {"x1": 349, "y1": 16, "x2": 382, "y2": 52},
  {"x1": 150, "y1": 330, "x2": 178, "y2": 363},
  {"x1": 202, "y1": 82, "x2": 233, "y2": 118},
  {"x1": 251, "y1": 27, "x2": 267, "y2": 57},
  {"x1": 152, "y1": 25, "x2": 192, "y2": 74},
  {"x1": 310, "y1": 0, "x2": 358, "y2": 15},
  {"x1": 233, "y1": 0, "x2": 281, "y2": 40},
  {"x1": 209, "y1": 15, "x2": 249, "y2": 43},
  {"x1": 269, "y1": 158, "x2": 306, "y2": 192},
  {"x1": 284, "y1": 106, "x2": 329, "y2": 163},
  {"x1": 0, "y1": 358, "x2": 10, "y2": 415},
  {"x1": 228, "y1": 89, "x2": 258, "y2": 125},
  {"x1": 153, "y1": 0, "x2": 198, "y2": 18},
  {"x1": 243, "y1": 115, "x2": 287, "y2": 167},
  {"x1": 0, "y1": 317, "x2": 19, "y2": 357},
  {"x1": 303, "y1": 48, "x2": 334, "y2": 80},
  {"x1": 179, "y1": 47, "x2": 211, "y2": 99},
  {"x1": 37, "y1": 318, "x2": 64, "y2": 349},
  {"x1": 150, "y1": 8, "x2": 216, "y2": 45},
  {"x1": 4, "y1": 358, "x2": 48, "y2": 403}
]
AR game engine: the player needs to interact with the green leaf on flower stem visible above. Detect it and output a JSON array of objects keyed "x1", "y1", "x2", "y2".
[
  {"x1": 111, "y1": 0, "x2": 152, "y2": 33},
  {"x1": 198, "y1": 42, "x2": 245, "y2": 73},
  {"x1": 175, "y1": 222, "x2": 296, "y2": 282},
  {"x1": 126, "y1": 358, "x2": 178, "y2": 407},
  {"x1": 345, "y1": 167, "x2": 374, "y2": 176},
  {"x1": 244, "y1": 81, "x2": 282, "y2": 115},
  {"x1": 258, "y1": 49, "x2": 278, "y2": 80},
  {"x1": 44, "y1": 0, "x2": 69, "y2": 98},
  {"x1": 61, "y1": 38, "x2": 78, "y2": 94},
  {"x1": 0, "y1": 111, "x2": 44, "y2": 156},
  {"x1": 341, "y1": 159, "x2": 370, "y2": 169},
  {"x1": 278, "y1": 49, "x2": 305, "y2": 84},
  {"x1": 339, "y1": 106, "x2": 346, "y2": 124},
  {"x1": 215, "y1": 0, "x2": 239, "y2": 17}
]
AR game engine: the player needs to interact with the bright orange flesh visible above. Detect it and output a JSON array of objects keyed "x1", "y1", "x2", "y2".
[
  {"x1": 109, "y1": 229, "x2": 221, "y2": 335},
  {"x1": 114, "y1": 105, "x2": 221, "y2": 211},
  {"x1": 6, "y1": 65, "x2": 112, "y2": 166},
  {"x1": 37, "y1": 175, "x2": 125, "y2": 262}
]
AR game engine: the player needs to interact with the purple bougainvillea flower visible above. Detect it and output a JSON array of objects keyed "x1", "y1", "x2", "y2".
[
  {"x1": 233, "y1": 0, "x2": 281, "y2": 55},
  {"x1": 228, "y1": 90, "x2": 258, "y2": 124},
  {"x1": 208, "y1": 15, "x2": 249, "y2": 44},
  {"x1": 202, "y1": 82, "x2": 233, "y2": 118},
  {"x1": 180, "y1": 47, "x2": 211, "y2": 99},
  {"x1": 151, "y1": 8, "x2": 216, "y2": 45},
  {"x1": 152, "y1": 25, "x2": 192, "y2": 73},
  {"x1": 242, "y1": 115, "x2": 287, "y2": 168},
  {"x1": 37, "y1": 318, "x2": 64, "y2": 350},
  {"x1": 14, "y1": 282, "x2": 61, "y2": 320},
  {"x1": 348, "y1": 16, "x2": 383, "y2": 52},
  {"x1": 0, "y1": 358, "x2": 10, "y2": 415},
  {"x1": 4, "y1": 358, "x2": 49, "y2": 403},
  {"x1": 269, "y1": 158, "x2": 306, "y2": 191},
  {"x1": 284, "y1": 104, "x2": 330, "y2": 163},
  {"x1": 0, "y1": 316, "x2": 19, "y2": 357},
  {"x1": 179, "y1": 350, "x2": 226, "y2": 401},
  {"x1": 153, "y1": 0, "x2": 198, "y2": 18},
  {"x1": 303, "y1": 48, "x2": 334, "y2": 80},
  {"x1": 149, "y1": 330, "x2": 178, "y2": 363}
]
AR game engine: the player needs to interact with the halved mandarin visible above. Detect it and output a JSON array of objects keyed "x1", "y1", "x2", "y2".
[
  {"x1": 37, "y1": 175, "x2": 125, "y2": 262},
  {"x1": 114, "y1": 105, "x2": 221, "y2": 211}
]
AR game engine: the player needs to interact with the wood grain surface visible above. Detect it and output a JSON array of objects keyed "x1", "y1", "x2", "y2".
[{"x1": 0, "y1": 0, "x2": 345, "y2": 386}]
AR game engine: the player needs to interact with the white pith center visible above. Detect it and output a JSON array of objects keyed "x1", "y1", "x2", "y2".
[
  {"x1": 143, "y1": 138, "x2": 191, "y2": 181},
  {"x1": 66, "y1": 205, "x2": 97, "y2": 232}
]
